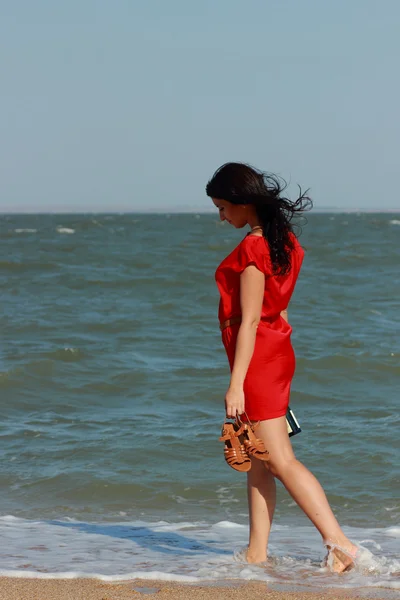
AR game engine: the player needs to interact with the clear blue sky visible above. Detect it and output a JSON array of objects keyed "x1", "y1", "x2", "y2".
[{"x1": 1, "y1": 1, "x2": 399, "y2": 212}]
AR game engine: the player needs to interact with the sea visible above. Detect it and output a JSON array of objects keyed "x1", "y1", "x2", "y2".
[{"x1": 0, "y1": 212, "x2": 399, "y2": 594}]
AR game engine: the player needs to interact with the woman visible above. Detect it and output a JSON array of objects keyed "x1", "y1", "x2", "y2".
[{"x1": 206, "y1": 162, "x2": 358, "y2": 573}]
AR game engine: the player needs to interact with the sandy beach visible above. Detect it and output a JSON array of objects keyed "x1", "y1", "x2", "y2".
[{"x1": 0, "y1": 578, "x2": 395, "y2": 600}]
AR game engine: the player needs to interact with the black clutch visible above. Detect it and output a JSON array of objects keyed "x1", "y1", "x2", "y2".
[{"x1": 286, "y1": 406, "x2": 301, "y2": 437}]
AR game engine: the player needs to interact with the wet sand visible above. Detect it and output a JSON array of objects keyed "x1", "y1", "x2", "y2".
[{"x1": 0, "y1": 578, "x2": 393, "y2": 600}]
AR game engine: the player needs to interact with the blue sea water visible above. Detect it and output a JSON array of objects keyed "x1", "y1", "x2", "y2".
[{"x1": 0, "y1": 212, "x2": 399, "y2": 591}]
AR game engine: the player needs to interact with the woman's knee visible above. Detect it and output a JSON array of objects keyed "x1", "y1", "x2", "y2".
[{"x1": 266, "y1": 456, "x2": 298, "y2": 480}]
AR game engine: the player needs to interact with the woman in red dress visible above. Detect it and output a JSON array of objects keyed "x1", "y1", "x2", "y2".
[{"x1": 206, "y1": 162, "x2": 358, "y2": 573}]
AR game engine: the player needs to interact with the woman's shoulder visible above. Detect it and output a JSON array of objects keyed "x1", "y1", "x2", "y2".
[
  {"x1": 240, "y1": 233, "x2": 270, "y2": 255},
  {"x1": 241, "y1": 229, "x2": 300, "y2": 250},
  {"x1": 239, "y1": 230, "x2": 304, "y2": 271},
  {"x1": 234, "y1": 233, "x2": 271, "y2": 274},
  {"x1": 240, "y1": 232, "x2": 268, "y2": 246}
]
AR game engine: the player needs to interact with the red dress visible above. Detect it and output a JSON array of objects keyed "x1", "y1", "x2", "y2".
[{"x1": 215, "y1": 232, "x2": 304, "y2": 421}]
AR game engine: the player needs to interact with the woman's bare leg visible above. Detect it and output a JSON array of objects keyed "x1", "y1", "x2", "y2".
[
  {"x1": 247, "y1": 416, "x2": 357, "y2": 568},
  {"x1": 246, "y1": 456, "x2": 276, "y2": 563}
]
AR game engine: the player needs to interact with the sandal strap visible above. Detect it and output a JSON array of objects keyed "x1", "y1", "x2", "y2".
[
  {"x1": 237, "y1": 413, "x2": 269, "y2": 458},
  {"x1": 242, "y1": 411, "x2": 260, "y2": 431}
]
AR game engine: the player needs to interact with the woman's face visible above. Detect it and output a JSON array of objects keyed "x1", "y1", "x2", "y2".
[{"x1": 212, "y1": 198, "x2": 247, "y2": 228}]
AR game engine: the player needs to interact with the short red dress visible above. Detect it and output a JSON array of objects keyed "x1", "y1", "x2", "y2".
[{"x1": 215, "y1": 232, "x2": 304, "y2": 421}]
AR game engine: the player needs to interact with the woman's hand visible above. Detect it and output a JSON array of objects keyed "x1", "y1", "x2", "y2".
[{"x1": 225, "y1": 385, "x2": 245, "y2": 419}]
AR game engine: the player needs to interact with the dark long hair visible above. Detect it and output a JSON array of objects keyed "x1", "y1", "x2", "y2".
[{"x1": 206, "y1": 162, "x2": 312, "y2": 275}]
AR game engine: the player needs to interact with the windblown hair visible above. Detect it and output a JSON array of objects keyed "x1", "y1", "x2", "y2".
[{"x1": 206, "y1": 162, "x2": 312, "y2": 275}]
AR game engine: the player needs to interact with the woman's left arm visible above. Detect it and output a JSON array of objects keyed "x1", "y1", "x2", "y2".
[{"x1": 225, "y1": 265, "x2": 264, "y2": 418}]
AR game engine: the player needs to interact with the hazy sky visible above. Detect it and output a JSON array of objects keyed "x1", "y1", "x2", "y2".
[{"x1": 1, "y1": 1, "x2": 399, "y2": 212}]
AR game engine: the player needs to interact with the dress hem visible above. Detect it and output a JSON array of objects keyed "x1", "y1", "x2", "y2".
[{"x1": 242, "y1": 408, "x2": 287, "y2": 422}]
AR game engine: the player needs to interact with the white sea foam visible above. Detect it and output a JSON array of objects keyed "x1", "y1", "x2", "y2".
[
  {"x1": 389, "y1": 219, "x2": 400, "y2": 225},
  {"x1": 385, "y1": 526, "x2": 400, "y2": 537},
  {"x1": 1, "y1": 570, "x2": 199, "y2": 583},
  {"x1": 0, "y1": 516, "x2": 398, "y2": 590},
  {"x1": 56, "y1": 226, "x2": 75, "y2": 234},
  {"x1": 214, "y1": 520, "x2": 246, "y2": 529},
  {"x1": 14, "y1": 228, "x2": 37, "y2": 233}
]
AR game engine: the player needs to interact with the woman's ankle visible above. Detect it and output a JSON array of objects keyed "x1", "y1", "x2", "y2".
[{"x1": 247, "y1": 545, "x2": 268, "y2": 563}]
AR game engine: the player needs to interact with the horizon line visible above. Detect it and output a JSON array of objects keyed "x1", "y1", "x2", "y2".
[{"x1": 0, "y1": 208, "x2": 399, "y2": 215}]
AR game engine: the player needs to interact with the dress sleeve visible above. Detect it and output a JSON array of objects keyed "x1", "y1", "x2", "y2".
[{"x1": 234, "y1": 237, "x2": 272, "y2": 276}]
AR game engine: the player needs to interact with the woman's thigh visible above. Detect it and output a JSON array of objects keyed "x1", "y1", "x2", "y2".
[{"x1": 256, "y1": 416, "x2": 296, "y2": 471}]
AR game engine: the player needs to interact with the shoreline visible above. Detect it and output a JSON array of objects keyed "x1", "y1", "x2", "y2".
[{"x1": 0, "y1": 577, "x2": 397, "y2": 600}]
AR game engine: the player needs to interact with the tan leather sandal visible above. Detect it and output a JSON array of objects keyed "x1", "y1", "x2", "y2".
[
  {"x1": 219, "y1": 421, "x2": 252, "y2": 472},
  {"x1": 236, "y1": 414, "x2": 269, "y2": 462}
]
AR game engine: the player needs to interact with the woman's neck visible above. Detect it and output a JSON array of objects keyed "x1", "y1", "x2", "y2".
[{"x1": 248, "y1": 224, "x2": 263, "y2": 236}]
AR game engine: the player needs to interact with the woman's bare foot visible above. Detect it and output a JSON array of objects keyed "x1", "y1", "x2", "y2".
[
  {"x1": 324, "y1": 540, "x2": 358, "y2": 573},
  {"x1": 234, "y1": 545, "x2": 267, "y2": 565}
]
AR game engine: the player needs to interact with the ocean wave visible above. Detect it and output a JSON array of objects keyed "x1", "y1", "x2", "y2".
[
  {"x1": 56, "y1": 226, "x2": 75, "y2": 234},
  {"x1": 0, "y1": 517, "x2": 398, "y2": 589}
]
